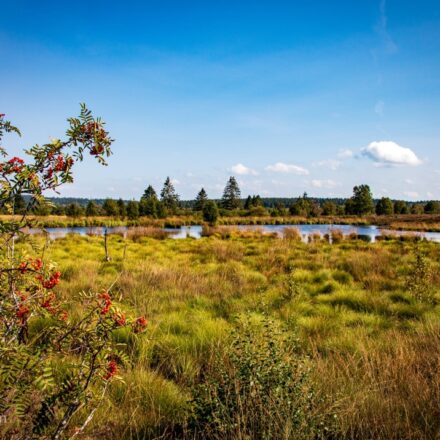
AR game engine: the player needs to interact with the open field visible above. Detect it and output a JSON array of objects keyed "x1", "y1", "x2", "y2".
[
  {"x1": 3, "y1": 213, "x2": 440, "y2": 232},
  {"x1": 17, "y1": 231, "x2": 440, "y2": 439}
]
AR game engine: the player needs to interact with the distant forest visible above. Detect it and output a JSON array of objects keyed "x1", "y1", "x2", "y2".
[{"x1": 11, "y1": 176, "x2": 440, "y2": 219}]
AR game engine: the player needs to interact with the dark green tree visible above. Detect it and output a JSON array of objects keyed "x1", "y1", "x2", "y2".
[
  {"x1": 289, "y1": 193, "x2": 311, "y2": 216},
  {"x1": 221, "y1": 176, "x2": 241, "y2": 210},
  {"x1": 142, "y1": 185, "x2": 158, "y2": 201},
  {"x1": 394, "y1": 200, "x2": 409, "y2": 214},
  {"x1": 117, "y1": 198, "x2": 126, "y2": 217},
  {"x1": 271, "y1": 202, "x2": 286, "y2": 217},
  {"x1": 160, "y1": 177, "x2": 179, "y2": 212},
  {"x1": 252, "y1": 195, "x2": 263, "y2": 207},
  {"x1": 344, "y1": 198, "x2": 356, "y2": 215},
  {"x1": 376, "y1": 197, "x2": 394, "y2": 215},
  {"x1": 156, "y1": 201, "x2": 167, "y2": 218},
  {"x1": 126, "y1": 200, "x2": 139, "y2": 219},
  {"x1": 103, "y1": 198, "x2": 119, "y2": 216},
  {"x1": 65, "y1": 203, "x2": 84, "y2": 217},
  {"x1": 139, "y1": 198, "x2": 158, "y2": 217},
  {"x1": 86, "y1": 200, "x2": 100, "y2": 216},
  {"x1": 244, "y1": 195, "x2": 253, "y2": 210},
  {"x1": 245, "y1": 195, "x2": 263, "y2": 210},
  {"x1": 203, "y1": 200, "x2": 219, "y2": 225},
  {"x1": 322, "y1": 201, "x2": 337, "y2": 216},
  {"x1": 194, "y1": 188, "x2": 208, "y2": 211},
  {"x1": 349, "y1": 185, "x2": 374, "y2": 215},
  {"x1": 424, "y1": 200, "x2": 440, "y2": 214}
]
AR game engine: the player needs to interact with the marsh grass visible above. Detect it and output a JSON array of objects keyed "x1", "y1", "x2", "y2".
[{"x1": 15, "y1": 232, "x2": 440, "y2": 439}]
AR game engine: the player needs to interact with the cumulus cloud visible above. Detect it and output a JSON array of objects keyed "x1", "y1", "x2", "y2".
[
  {"x1": 265, "y1": 162, "x2": 309, "y2": 175},
  {"x1": 310, "y1": 179, "x2": 338, "y2": 189},
  {"x1": 338, "y1": 149, "x2": 354, "y2": 159},
  {"x1": 230, "y1": 163, "x2": 258, "y2": 176},
  {"x1": 361, "y1": 141, "x2": 422, "y2": 166}
]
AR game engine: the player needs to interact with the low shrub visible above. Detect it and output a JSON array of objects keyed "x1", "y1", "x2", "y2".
[{"x1": 190, "y1": 317, "x2": 329, "y2": 439}]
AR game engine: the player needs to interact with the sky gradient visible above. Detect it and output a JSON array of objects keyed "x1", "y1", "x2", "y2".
[{"x1": 1, "y1": 0, "x2": 439, "y2": 200}]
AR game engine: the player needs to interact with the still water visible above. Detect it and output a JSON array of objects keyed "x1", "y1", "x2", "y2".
[{"x1": 28, "y1": 224, "x2": 440, "y2": 243}]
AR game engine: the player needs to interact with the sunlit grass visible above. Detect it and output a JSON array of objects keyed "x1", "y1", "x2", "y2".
[{"x1": 16, "y1": 231, "x2": 440, "y2": 439}]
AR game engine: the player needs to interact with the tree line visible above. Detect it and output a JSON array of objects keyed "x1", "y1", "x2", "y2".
[{"x1": 6, "y1": 178, "x2": 440, "y2": 220}]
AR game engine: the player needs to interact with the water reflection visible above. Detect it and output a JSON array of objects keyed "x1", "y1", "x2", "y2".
[{"x1": 26, "y1": 224, "x2": 440, "y2": 243}]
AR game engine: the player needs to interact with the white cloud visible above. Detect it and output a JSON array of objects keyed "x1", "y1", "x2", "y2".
[
  {"x1": 403, "y1": 191, "x2": 419, "y2": 199},
  {"x1": 314, "y1": 159, "x2": 341, "y2": 170},
  {"x1": 310, "y1": 179, "x2": 338, "y2": 189},
  {"x1": 374, "y1": 100, "x2": 385, "y2": 116},
  {"x1": 405, "y1": 178, "x2": 414, "y2": 184},
  {"x1": 361, "y1": 141, "x2": 422, "y2": 166},
  {"x1": 265, "y1": 162, "x2": 309, "y2": 175},
  {"x1": 338, "y1": 149, "x2": 353, "y2": 159},
  {"x1": 171, "y1": 178, "x2": 180, "y2": 185},
  {"x1": 230, "y1": 163, "x2": 258, "y2": 176}
]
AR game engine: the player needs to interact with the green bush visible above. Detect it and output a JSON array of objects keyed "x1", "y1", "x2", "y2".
[{"x1": 190, "y1": 316, "x2": 327, "y2": 439}]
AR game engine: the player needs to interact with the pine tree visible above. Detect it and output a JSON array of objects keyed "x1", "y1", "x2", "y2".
[
  {"x1": 142, "y1": 185, "x2": 158, "y2": 201},
  {"x1": 244, "y1": 195, "x2": 253, "y2": 210},
  {"x1": 221, "y1": 176, "x2": 241, "y2": 210},
  {"x1": 194, "y1": 188, "x2": 208, "y2": 211},
  {"x1": 160, "y1": 177, "x2": 179, "y2": 212},
  {"x1": 252, "y1": 195, "x2": 263, "y2": 207}
]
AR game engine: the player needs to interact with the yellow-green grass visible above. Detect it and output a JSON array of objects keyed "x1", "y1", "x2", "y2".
[{"x1": 15, "y1": 232, "x2": 440, "y2": 439}]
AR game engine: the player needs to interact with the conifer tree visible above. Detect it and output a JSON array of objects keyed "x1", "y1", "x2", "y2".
[
  {"x1": 244, "y1": 195, "x2": 252, "y2": 210},
  {"x1": 221, "y1": 176, "x2": 241, "y2": 210},
  {"x1": 160, "y1": 177, "x2": 179, "y2": 212},
  {"x1": 194, "y1": 188, "x2": 208, "y2": 211},
  {"x1": 142, "y1": 184, "x2": 158, "y2": 201}
]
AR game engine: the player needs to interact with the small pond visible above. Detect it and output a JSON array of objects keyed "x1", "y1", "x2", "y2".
[{"x1": 27, "y1": 224, "x2": 440, "y2": 243}]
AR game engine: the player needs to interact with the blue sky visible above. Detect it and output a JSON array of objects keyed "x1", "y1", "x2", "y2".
[{"x1": 1, "y1": 0, "x2": 439, "y2": 200}]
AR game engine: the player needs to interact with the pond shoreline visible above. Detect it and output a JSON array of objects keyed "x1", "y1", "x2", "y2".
[
  {"x1": 23, "y1": 223, "x2": 440, "y2": 243},
  {"x1": 3, "y1": 213, "x2": 440, "y2": 232}
]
